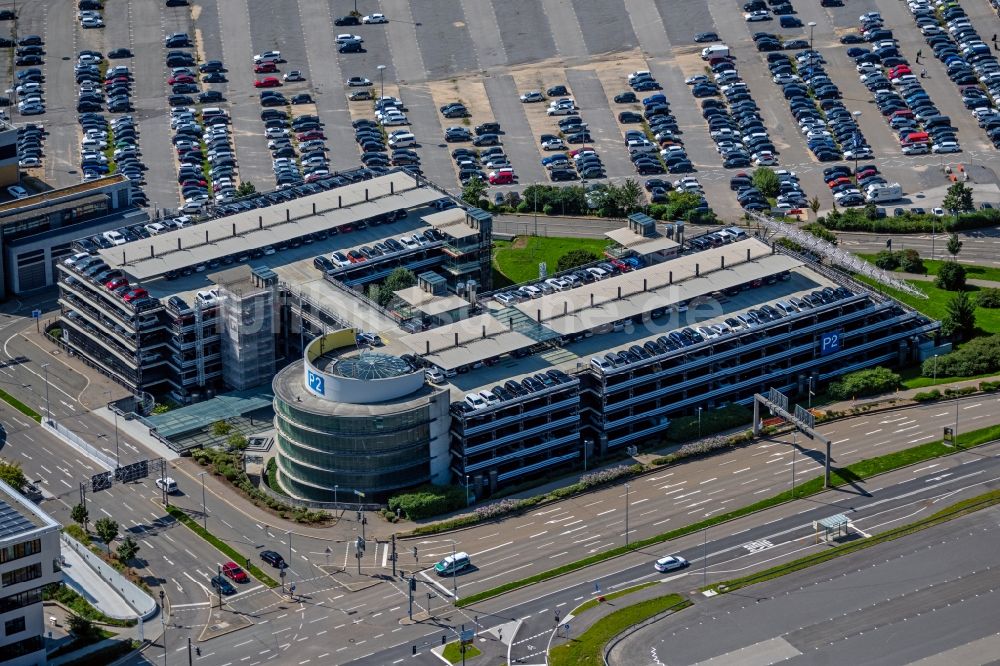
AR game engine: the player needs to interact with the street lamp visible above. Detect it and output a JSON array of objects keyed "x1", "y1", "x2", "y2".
[
  {"x1": 791, "y1": 431, "x2": 797, "y2": 496},
  {"x1": 465, "y1": 475, "x2": 470, "y2": 507},
  {"x1": 40, "y1": 363, "x2": 50, "y2": 425},
  {"x1": 286, "y1": 530, "x2": 293, "y2": 575},
  {"x1": 624, "y1": 482, "x2": 631, "y2": 547},
  {"x1": 198, "y1": 472, "x2": 208, "y2": 530},
  {"x1": 933, "y1": 354, "x2": 939, "y2": 383},
  {"x1": 376, "y1": 64, "x2": 386, "y2": 102},
  {"x1": 851, "y1": 110, "x2": 862, "y2": 177},
  {"x1": 808, "y1": 21, "x2": 817, "y2": 50},
  {"x1": 334, "y1": 484, "x2": 339, "y2": 510},
  {"x1": 159, "y1": 589, "x2": 166, "y2": 666},
  {"x1": 697, "y1": 407, "x2": 703, "y2": 438},
  {"x1": 105, "y1": 390, "x2": 120, "y2": 468}
]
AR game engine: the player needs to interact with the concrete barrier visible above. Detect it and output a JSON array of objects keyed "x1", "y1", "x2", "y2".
[{"x1": 61, "y1": 534, "x2": 157, "y2": 621}]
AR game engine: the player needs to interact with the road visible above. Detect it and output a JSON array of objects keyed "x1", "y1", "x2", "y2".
[
  {"x1": 610, "y1": 503, "x2": 1000, "y2": 666},
  {"x1": 838, "y1": 230, "x2": 1000, "y2": 267}
]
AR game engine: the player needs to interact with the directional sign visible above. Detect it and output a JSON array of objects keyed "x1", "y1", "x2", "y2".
[
  {"x1": 31, "y1": 309, "x2": 41, "y2": 319},
  {"x1": 306, "y1": 369, "x2": 325, "y2": 396},
  {"x1": 820, "y1": 329, "x2": 843, "y2": 356},
  {"x1": 90, "y1": 472, "x2": 112, "y2": 492}
]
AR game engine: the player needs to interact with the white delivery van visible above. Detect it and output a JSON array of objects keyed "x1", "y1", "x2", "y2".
[
  {"x1": 865, "y1": 183, "x2": 903, "y2": 203},
  {"x1": 701, "y1": 44, "x2": 730, "y2": 60}
]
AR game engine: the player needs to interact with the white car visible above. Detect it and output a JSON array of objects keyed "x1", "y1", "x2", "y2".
[
  {"x1": 81, "y1": 16, "x2": 104, "y2": 28},
  {"x1": 335, "y1": 34, "x2": 363, "y2": 44},
  {"x1": 103, "y1": 230, "x2": 126, "y2": 246},
  {"x1": 541, "y1": 138, "x2": 565, "y2": 151},
  {"x1": 7, "y1": 185, "x2": 29, "y2": 199},
  {"x1": 744, "y1": 10, "x2": 771, "y2": 21},
  {"x1": 685, "y1": 75, "x2": 709, "y2": 85},
  {"x1": 362, "y1": 13, "x2": 388, "y2": 23},
  {"x1": 520, "y1": 91, "x2": 545, "y2": 103},
  {"x1": 346, "y1": 76, "x2": 372, "y2": 87},
  {"x1": 545, "y1": 278, "x2": 570, "y2": 291},
  {"x1": 931, "y1": 207, "x2": 946, "y2": 216},
  {"x1": 18, "y1": 157, "x2": 40, "y2": 168},
  {"x1": 752, "y1": 151, "x2": 777, "y2": 166},
  {"x1": 547, "y1": 106, "x2": 576, "y2": 116},
  {"x1": 931, "y1": 141, "x2": 961, "y2": 154},
  {"x1": 253, "y1": 50, "x2": 281, "y2": 63},
  {"x1": 382, "y1": 115, "x2": 409, "y2": 126},
  {"x1": 654, "y1": 555, "x2": 688, "y2": 572},
  {"x1": 772, "y1": 73, "x2": 800, "y2": 85},
  {"x1": 283, "y1": 70, "x2": 305, "y2": 82}
]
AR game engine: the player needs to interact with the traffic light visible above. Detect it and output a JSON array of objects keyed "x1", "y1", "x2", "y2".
[
  {"x1": 412, "y1": 546, "x2": 418, "y2": 560},
  {"x1": 356, "y1": 536, "x2": 365, "y2": 552},
  {"x1": 409, "y1": 577, "x2": 416, "y2": 591},
  {"x1": 886, "y1": 239, "x2": 892, "y2": 250}
]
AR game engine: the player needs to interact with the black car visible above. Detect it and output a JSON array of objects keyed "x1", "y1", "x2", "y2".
[
  {"x1": 474, "y1": 121, "x2": 500, "y2": 135},
  {"x1": 291, "y1": 93, "x2": 313, "y2": 105},
  {"x1": 546, "y1": 85, "x2": 569, "y2": 97},
  {"x1": 314, "y1": 255, "x2": 335, "y2": 271},
  {"x1": 694, "y1": 32, "x2": 720, "y2": 43},
  {"x1": 210, "y1": 575, "x2": 236, "y2": 595},
  {"x1": 618, "y1": 111, "x2": 643, "y2": 123},
  {"x1": 334, "y1": 14, "x2": 360, "y2": 25},
  {"x1": 339, "y1": 41, "x2": 362, "y2": 53}
]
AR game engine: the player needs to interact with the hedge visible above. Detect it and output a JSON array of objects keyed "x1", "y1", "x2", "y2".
[
  {"x1": 827, "y1": 367, "x2": 900, "y2": 400},
  {"x1": 922, "y1": 334, "x2": 1000, "y2": 377},
  {"x1": 388, "y1": 485, "x2": 468, "y2": 520},
  {"x1": 820, "y1": 207, "x2": 1000, "y2": 233}
]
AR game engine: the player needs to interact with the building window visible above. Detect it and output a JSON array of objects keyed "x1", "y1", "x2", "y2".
[
  {"x1": 1, "y1": 562, "x2": 41, "y2": 587},
  {"x1": 0, "y1": 587, "x2": 42, "y2": 613},
  {"x1": 3, "y1": 617, "x2": 24, "y2": 636},
  {"x1": 0, "y1": 539, "x2": 40, "y2": 565},
  {"x1": 0, "y1": 635, "x2": 42, "y2": 662}
]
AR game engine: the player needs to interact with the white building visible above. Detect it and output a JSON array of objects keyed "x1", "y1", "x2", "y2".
[{"x1": 0, "y1": 479, "x2": 61, "y2": 665}]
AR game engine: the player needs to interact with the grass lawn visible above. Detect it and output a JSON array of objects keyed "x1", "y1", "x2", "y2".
[
  {"x1": 897, "y1": 364, "x2": 1000, "y2": 389},
  {"x1": 572, "y1": 581, "x2": 659, "y2": 616},
  {"x1": 493, "y1": 236, "x2": 609, "y2": 285},
  {"x1": 548, "y1": 594, "x2": 688, "y2": 666},
  {"x1": 858, "y1": 253, "x2": 1000, "y2": 283},
  {"x1": 854, "y1": 275, "x2": 1000, "y2": 335},
  {"x1": 441, "y1": 642, "x2": 481, "y2": 663}
]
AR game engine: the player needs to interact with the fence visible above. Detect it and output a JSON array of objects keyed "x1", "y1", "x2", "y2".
[
  {"x1": 43, "y1": 419, "x2": 116, "y2": 471},
  {"x1": 256, "y1": 476, "x2": 381, "y2": 512},
  {"x1": 60, "y1": 533, "x2": 158, "y2": 621}
]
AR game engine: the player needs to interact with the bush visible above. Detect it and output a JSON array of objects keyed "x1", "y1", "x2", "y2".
[
  {"x1": 388, "y1": 485, "x2": 467, "y2": 520},
  {"x1": 666, "y1": 404, "x2": 752, "y2": 442},
  {"x1": 913, "y1": 389, "x2": 942, "y2": 402},
  {"x1": 827, "y1": 367, "x2": 900, "y2": 400},
  {"x1": 936, "y1": 261, "x2": 967, "y2": 291},
  {"x1": 923, "y1": 335, "x2": 1000, "y2": 377},
  {"x1": 976, "y1": 288, "x2": 1000, "y2": 308},
  {"x1": 898, "y1": 248, "x2": 924, "y2": 273},
  {"x1": 556, "y1": 248, "x2": 599, "y2": 272},
  {"x1": 874, "y1": 250, "x2": 900, "y2": 270},
  {"x1": 820, "y1": 207, "x2": 1000, "y2": 233}
]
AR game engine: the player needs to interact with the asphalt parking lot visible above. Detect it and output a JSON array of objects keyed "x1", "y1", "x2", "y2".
[{"x1": 13, "y1": 0, "x2": 1000, "y2": 217}]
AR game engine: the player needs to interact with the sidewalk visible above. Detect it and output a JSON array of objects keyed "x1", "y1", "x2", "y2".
[
  {"x1": 894, "y1": 269, "x2": 1000, "y2": 289},
  {"x1": 819, "y1": 372, "x2": 1000, "y2": 414}
]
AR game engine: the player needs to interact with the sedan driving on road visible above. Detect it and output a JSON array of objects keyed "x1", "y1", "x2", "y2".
[{"x1": 654, "y1": 555, "x2": 689, "y2": 572}]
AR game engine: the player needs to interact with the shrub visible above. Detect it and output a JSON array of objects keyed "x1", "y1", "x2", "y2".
[
  {"x1": 874, "y1": 250, "x2": 900, "y2": 270},
  {"x1": 387, "y1": 485, "x2": 466, "y2": 520},
  {"x1": 976, "y1": 288, "x2": 1000, "y2": 308},
  {"x1": 913, "y1": 389, "x2": 942, "y2": 402},
  {"x1": 827, "y1": 367, "x2": 900, "y2": 400},
  {"x1": 556, "y1": 249, "x2": 599, "y2": 272},
  {"x1": 820, "y1": 207, "x2": 1000, "y2": 233},
  {"x1": 936, "y1": 261, "x2": 967, "y2": 291},
  {"x1": 980, "y1": 380, "x2": 1000, "y2": 392},
  {"x1": 898, "y1": 248, "x2": 924, "y2": 273}
]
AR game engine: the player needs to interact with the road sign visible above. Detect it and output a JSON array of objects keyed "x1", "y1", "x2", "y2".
[
  {"x1": 539, "y1": 261, "x2": 547, "y2": 280},
  {"x1": 794, "y1": 405, "x2": 815, "y2": 429},
  {"x1": 114, "y1": 460, "x2": 149, "y2": 483},
  {"x1": 90, "y1": 472, "x2": 112, "y2": 492},
  {"x1": 460, "y1": 629, "x2": 474, "y2": 646},
  {"x1": 31, "y1": 309, "x2": 41, "y2": 319},
  {"x1": 820, "y1": 329, "x2": 843, "y2": 356},
  {"x1": 768, "y1": 388, "x2": 789, "y2": 412},
  {"x1": 353, "y1": 489, "x2": 366, "y2": 498}
]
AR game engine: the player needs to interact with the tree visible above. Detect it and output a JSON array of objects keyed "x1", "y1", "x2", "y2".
[
  {"x1": 461, "y1": 176, "x2": 487, "y2": 207},
  {"x1": 211, "y1": 420, "x2": 232, "y2": 437},
  {"x1": 556, "y1": 249, "x2": 600, "y2": 272},
  {"x1": 227, "y1": 433, "x2": 248, "y2": 451},
  {"x1": 898, "y1": 248, "x2": 924, "y2": 273},
  {"x1": 874, "y1": 250, "x2": 900, "y2": 270},
  {"x1": 116, "y1": 536, "x2": 140, "y2": 565},
  {"x1": 801, "y1": 223, "x2": 837, "y2": 245},
  {"x1": 751, "y1": 167, "x2": 779, "y2": 198},
  {"x1": 943, "y1": 290, "x2": 976, "y2": 341},
  {"x1": 94, "y1": 517, "x2": 119, "y2": 551},
  {"x1": 371, "y1": 267, "x2": 417, "y2": 307},
  {"x1": 864, "y1": 202, "x2": 879, "y2": 220},
  {"x1": 936, "y1": 261, "x2": 967, "y2": 290},
  {"x1": 664, "y1": 191, "x2": 702, "y2": 220},
  {"x1": 67, "y1": 614, "x2": 98, "y2": 641},
  {"x1": 947, "y1": 233, "x2": 963, "y2": 260},
  {"x1": 976, "y1": 288, "x2": 1000, "y2": 308},
  {"x1": 0, "y1": 459, "x2": 26, "y2": 491},
  {"x1": 615, "y1": 179, "x2": 643, "y2": 215},
  {"x1": 235, "y1": 181, "x2": 256, "y2": 198},
  {"x1": 809, "y1": 196, "x2": 821, "y2": 215},
  {"x1": 70, "y1": 503, "x2": 89, "y2": 529},
  {"x1": 942, "y1": 181, "x2": 974, "y2": 213}
]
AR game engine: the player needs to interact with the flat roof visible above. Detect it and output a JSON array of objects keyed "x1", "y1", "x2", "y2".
[
  {"x1": 100, "y1": 172, "x2": 439, "y2": 281},
  {"x1": 394, "y1": 286, "x2": 470, "y2": 316},
  {"x1": 422, "y1": 207, "x2": 478, "y2": 240},
  {"x1": 0, "y1": 174, "x2": 128, "y2": 215},
  {"x1": 605, "y1": 227, "x2": 679, "y2": 255},
  {"x1": 398, "y1": 313, "x2": 538, "y2": 370}
]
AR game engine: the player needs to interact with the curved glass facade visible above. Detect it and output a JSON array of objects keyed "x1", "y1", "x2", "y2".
[{"x1": 274, "y1": 397, "x2": 433, "y2": 501}]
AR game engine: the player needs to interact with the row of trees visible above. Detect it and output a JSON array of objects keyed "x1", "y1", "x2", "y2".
[{"x1": 69, "y1": 503, "x2": 140, "y2": 565}]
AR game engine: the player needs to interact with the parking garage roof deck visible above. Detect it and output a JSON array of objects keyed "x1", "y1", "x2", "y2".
[
  {"x1": 99, "y1": 172, "x2": 439, "y2": 281},
  {"x1": 421, "y1": 207, "x2": 479, "y2": 240},
  {"x1": 398, "y1": 313, "x2": 538, "y2": 370},
  {"x1": 604, "y1": 226, "x2": 680, "y2": 256}
]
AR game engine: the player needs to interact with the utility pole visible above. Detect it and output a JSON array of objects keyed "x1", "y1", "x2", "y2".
[
  {"x1": 624, "y1": 483, "x2": 630, "y2": 547},
  {"x1": 106, "y1": 390, "x2": 120, "y2": 468},
  {"x1": 451, "y1": 542, "x2": 458, "y2": 598},
  {"x1": 41, "y1": 363, "x2": 51, "y2": 425},
  {"x1": 791, "y1": 431, "x2": 797, "y2": 496},
  {"x1": 198, "y1": 472, "x2": 208, "y2": 530},
  {"x1": 391, "y1": 534, "x2": 397, "y2": 576},
  {"x1": 159, "y1": 590, "x2": 166, "y2": 666},
  {"x1": 187, "y1": 637, "x2": 193, "y2": 666},
  {"x1": 408, "y1": 576, "x2": 415, "y2": 620},
  {"x1": 217, "y1": 565, "x2": 223, "y2": 609}
]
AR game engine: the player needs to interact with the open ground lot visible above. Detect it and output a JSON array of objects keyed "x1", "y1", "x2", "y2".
[{"x1": 11, "y1": 0, "x2": 1000, "y2": 215}]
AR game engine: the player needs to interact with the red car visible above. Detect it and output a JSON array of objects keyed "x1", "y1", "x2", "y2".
[
  {"x1": 254, "y1": 76, "x2": 281, "y2": 88},
  {"x1": 827, "y1": 176, "x2": 852, "y2": 188},
  {"x1": 122, "y1": 288, "x2": 148, "y2": 302},
  {"x1": 168, "y1": 74, "x2": 195, "y2": 85},
  {"x1": 610, "y1": 259, "x2": 630, "y2": 272},
  {"x1": 106, "y1": 277, "x2": 128, "y2": 290},
  {"x1": 221, "y1": 561, "x2": 249, "y2": 583},
  {"x1": 296, "y1": 131, "x2": 325, "y2": 141},
  {"x1": 254, "y1": 62, "x2": 278, "y2": 73}
]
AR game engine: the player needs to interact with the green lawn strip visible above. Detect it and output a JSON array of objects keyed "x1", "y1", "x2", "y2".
[
  {"x1": 857, "y1": 253, "x2": 1000, "y2": 283},
  {"x1": 441, "y1": 642, "x2": 482, "y2": 663},
  {"x1": 708, "y1": 487, "x2": 1000, "y2": 594},
  {"x1": 897, "y1": 363, "x2": 1000, "y2": 390},
  {"x1": 854, "y1": 275, "x2": 1000, "y2": 334},
  {"x1": 571, "y1": 581, "x2": 658, "y2": 616},
  {"x1": 548, "y1": 594, "x2": 689, "y2": 666},
  {"x1": 493, "y1": 236, "x2": 610, "y2": 284},
  {"x1": 0, "y1": 387, "x2": 41, "y2": 422},
  {"x1": 165, "y1": 507, "x2": 279, "y2": 587},
  {"x1": 456, "y1": 423, "x2": 1000, "y2": 607}
]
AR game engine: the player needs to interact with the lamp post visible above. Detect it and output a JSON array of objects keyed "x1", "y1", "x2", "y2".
[
  {"x1": 791, "y1": 431, "x2": 797, "y2": 496},
  {"x1": 933, "y1": 354, "x2": 938, "y2": 383},
  {"x1": 198, "y1": 472, "x2": 208, "y2": 530},
  {"x1": 851, "y1": 111, "x2": 862, "y2": 176},
  {"x1": 808, "y1": 21, "x2": 817, "y2": 50},
  {"x1": 105, "y1": 390, "x2": 120, "y2": 468},
  {"x1": 334, "y1": 484, "x2": 339, "y2": 510},
  {"x1": 376, "y1": 64, "x2": 386, "y2": 102},
  {"x1": 624, "y1": 482, "x2": 630, "y2": 547},
  {"x1": 465, "y1": 475, "x2": 470, "y2": 507},
  {"x1": 159, "y1": 589, "x2": 166, "y2": 666},
  {"x1": 808, "y1": 376, "x2": 814, "y2": 408},
  {"x1": 697, "y1": 407, "x2": 703, "y2": 438},
  {"x1": 286, "y1": 530, "x2": 293, "y2": 575},
  {"x1": 41, "y1": 363, "x2": 50, "y2": 425}
]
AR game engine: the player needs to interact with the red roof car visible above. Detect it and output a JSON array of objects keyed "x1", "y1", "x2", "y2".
[
  {"x1": 122, "y1": 288, "x2": 148, "y2": 302},
  {"x1": 168, "y1": 74, "x2": 194, "y2": 85},
  {"x1": 254, "y1": 62, "x2": 278, "y2": 73},
  {"x1": 105, "y1": 277, "x2": 128, "y2": 290},
  {"x1": 254, "y1": 77, "x2": 281, "y2": 88},
  {"x1": 222, "y1": 561, "x2": 249, "y2": 583},
  {"x1": 296, "y1": 131, "x2": 325, "y2": 141}
]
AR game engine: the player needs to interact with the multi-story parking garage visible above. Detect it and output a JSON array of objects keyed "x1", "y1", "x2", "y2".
[{"x1": 54, "y1": 171, "x2": 939, "y2": 498}]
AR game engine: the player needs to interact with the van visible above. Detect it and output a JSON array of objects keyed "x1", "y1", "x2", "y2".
[
  {"x1": 388, "y1": 133, "x2": 416, "y2": 149},
  {"x1": 155, "y1": 477, "x2": 179, "y2": 494},
  {"x1": 865, "y1": 183, "x2": 903, "y2": 203},
  {"x1": 434, "y1": 552, "x2": 471, "y2": 576},
  {"x1": 923, "y1": 115, "x2": 951, "y2": 129},
  {"x1": 626, "y1": 139, "x2": 656, "y2": 154},
  {"x1": 900, "y1": 131, "x2": 929, "y2": 145},
  {"x1": 700, "y1": 44, "x2": 730, "y2": 60}
]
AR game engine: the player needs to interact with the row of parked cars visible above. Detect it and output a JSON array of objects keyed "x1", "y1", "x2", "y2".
[
  {"x1": 590, "y1": 283, "x2": 853, "y2": 372},
  {"x1": 849, "y1": 12, "x2": 961, "y2": 156},
  {"x1": 13, "y1": 36, "x2": 45, "y2": 116},
  {"x1": 314, "y1": 224, "x2": 445, "y2": 272},
  {"x1": 16, "y1": 124, "x2": 44, "y2": 169},
  {"x1": 455, "y1": 368, "x2": 575, "y2": 413},
  {"x1": 62, "y1": 252, "x2": 157, "y2": 312},
  {"x1": 492, "y1": 257, "x2": 643, "y2": 306},
  {"x1": 908, "y1": 0, "x2": 1000, "y2": 148}
]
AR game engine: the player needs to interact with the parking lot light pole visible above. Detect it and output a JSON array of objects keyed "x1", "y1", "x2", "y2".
[
  {"x1": 41, "y1": 363, "x2": 50, "y2": 425},
  {"x1": 624, "y1": 482, "x2": 630, "y2": 547},
  {"x1": 852, "y1": 111, "x2": 862, "y2": 175},
  {"x1": 808, "y1": 21, "x2": 817, "y2": 50},
  {"x1": 697, "y1": 407, "x2": 703, "y2": 438},
  {"x1": 377, "y1": 64, "x2": 386, "y2": 101},
  {"x1": 105, "y1": 390, "x2": 120, "y2": 468},
  {"x1": 198, "y1": 472, "x2": 208, "y2": 530},
  {"x1": 159, "y1": 589, "x2": 166, "y2": 666},
  {"x1": 465, "y1": 475, "x2": 470, "y2": 507}
]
